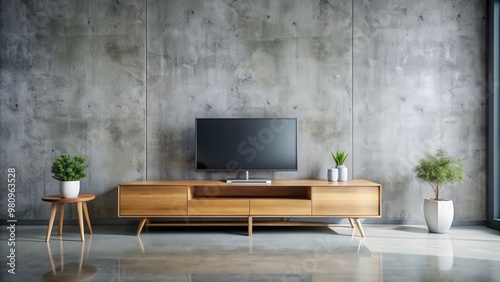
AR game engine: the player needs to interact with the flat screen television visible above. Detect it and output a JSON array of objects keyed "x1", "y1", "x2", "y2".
[{"x1": 195, "y1": 118, "x2": 298, "y2": 183}]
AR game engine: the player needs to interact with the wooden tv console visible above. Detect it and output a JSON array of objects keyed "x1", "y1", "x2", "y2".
[{"x1": 118, "y1": 179, "x2": 381, "y2": 237}]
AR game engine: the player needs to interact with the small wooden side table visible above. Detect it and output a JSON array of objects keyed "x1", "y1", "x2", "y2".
[{"x1": 42, "y1": 194, "x2": 96, "y2": 242}]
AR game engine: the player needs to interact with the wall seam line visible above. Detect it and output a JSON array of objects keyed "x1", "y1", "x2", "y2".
[
  {"x1": 351, "y1": 0, "x2": 354, "y2": 179},
  {"x1": 145, "y1": 0, "x2": 148, "y2": 180}
]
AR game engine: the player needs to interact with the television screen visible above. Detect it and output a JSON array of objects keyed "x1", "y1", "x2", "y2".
[{"x1": 195, "y1": 118, "x2": 298, "y2": 171}]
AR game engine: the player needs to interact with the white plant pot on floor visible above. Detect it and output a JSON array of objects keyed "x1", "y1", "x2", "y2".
[
  {"x1": 59, "y1": 181, "x2": 80, "y2": 198},
  {"x1": 423, "y1": 198, "x2": 454, "y2": 233}
]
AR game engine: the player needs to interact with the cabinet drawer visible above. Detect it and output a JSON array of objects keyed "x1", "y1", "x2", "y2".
[
  {"x1": 312, "y1": 186, "x2": 379, "y2": 201},
  {"x1": 119, "y1": 186, "x2": 187, "y2": 216},
  {"x1": 312, "y1": 201, "x2": 379, "y2": 216},
  {"x1": 250, "y1": 199, "x2": 311, "y2": 215},
  {"x1": 188, "y1": 199, "x2": 249, "y2": 215},
  {"x1": 312, "y1": 186, "x2": 380, "y2": 216}
]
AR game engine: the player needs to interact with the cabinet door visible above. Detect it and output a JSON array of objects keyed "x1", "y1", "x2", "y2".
[
  {"x1": 119, "y1": 186, "x2": 187, "y2": 216},
  {"x1": 312, "y1": 186, "x2": 380, "y2": 216}
]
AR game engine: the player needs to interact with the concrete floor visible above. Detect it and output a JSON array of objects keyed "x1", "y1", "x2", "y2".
[{"x1": 1, "y1": 224, "x2": 499, "y2": 281}]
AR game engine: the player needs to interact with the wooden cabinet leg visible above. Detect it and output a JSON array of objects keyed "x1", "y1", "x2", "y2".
[
  {"x1": 76, "y1": 202, "x2": 85, "y2": 242},
  {"x1": 353, "y1": 218, "x2": 366, "y2": 237},
  {"x1": 83, "y1": 202, "x2": 93, "y2": 234},
  {"x1": 248, "y1": 216, "x2": 253, "y2": 236},
  {"x1": 58, "y1": 203, "x2": 65, "y2": 235},
  {"x1": 348, "y1": 218, "x2": 355, "y2": 228},
  {"x1": 45, "y1": 203, "x2": 58, "y2": 242},
  {"x1": 137, "y1": 218, "x2": 148, "y2": 236}
]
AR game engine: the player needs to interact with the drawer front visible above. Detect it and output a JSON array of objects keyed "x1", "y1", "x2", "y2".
[
  {"x1": 312, "y1": 186, "x2": 380, "y2": 216},
  {"x1": 188, "y1": 199, "x2": 249, "y2": 215},
  {"x1": 312, "y1": 186, "x2": 380, "y2": 201},
  {"x1": 312, "y1": 201, "x2": 379, "y2": 216},
  {"x1": 250, "y1": 199, "x2": 311, "y2": 215},
  {"x1": 119, "y1": 186, "x2": 187, "y2": 216}
]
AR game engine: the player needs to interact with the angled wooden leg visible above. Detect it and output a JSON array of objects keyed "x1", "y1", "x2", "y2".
[
  {"x1": 76, "y1": 202, "x2": 85, "y2": 242},
  {"x1": 353, "y1": 218, "x2": 366, "y2": 237},
  {"x1": 58, "y1": 203, "x2": 65, "y2": 235},
  {"x1": 348, "y1": 218, "x2": 355, "y2": 228},
  {"x1": 137, "y1": 218, "x2": 148, "y2": 236},
  {"x1": 45, "y1": 203, "x2": 58, "y2": 242},
  {"x1": 82, "y1": 202, "x2": 93, "y2": 234},
  {"x1": 248, "y1": 216, "x2": 253, "y2": 236}
]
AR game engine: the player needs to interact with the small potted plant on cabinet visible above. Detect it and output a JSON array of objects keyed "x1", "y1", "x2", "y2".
[
  {"x1": 331, "y1": 151, "x2": 349, "y2": 182},
  {"x1": 413, "y1": 149, "x2": 464, "y2": 233},
  {"x1": 51, "y1": 154, "x2": 88, "y2": 198}
]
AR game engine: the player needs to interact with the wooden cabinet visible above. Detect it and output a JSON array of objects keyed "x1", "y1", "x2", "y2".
[{"x1": 118, "y1": 179, "x2": 381, "y2": 237}]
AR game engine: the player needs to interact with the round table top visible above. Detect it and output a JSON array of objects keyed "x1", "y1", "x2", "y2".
[{"x1": 42, "y1": 193, "x2": 96, "y2": 203}]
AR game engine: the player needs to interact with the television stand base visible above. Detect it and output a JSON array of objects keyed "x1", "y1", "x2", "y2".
[
  {"x1": 226, "y1": 178, "x2": 271, "y2": 184},
  {"x1": 118, "y1": 179, "x2": 382, "y2": 237}
]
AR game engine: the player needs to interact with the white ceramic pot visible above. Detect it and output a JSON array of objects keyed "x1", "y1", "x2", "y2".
[
  {"x1": 423, "y1": 198, "x2": 454, "y2": 233},
  {"x1": 327, "y1": 168, "x2": 338, "y2": 182},
  {"x1": 59, "y1": 181, "x2": 80, "y2": 198},
  {"x1": 337, "y1": 165, "x2": 348, "y2": 182}
]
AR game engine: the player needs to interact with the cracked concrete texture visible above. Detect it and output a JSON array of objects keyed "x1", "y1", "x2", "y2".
[{"x1": 0, "y1": 0, "x2": 485, "y2": 221}]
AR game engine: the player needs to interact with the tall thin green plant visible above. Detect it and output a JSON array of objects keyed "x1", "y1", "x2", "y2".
[
  {"x1": 413, "y1": 149, "x2": 464, "y2": 200},
  {"x1": 331, "y1": 151, "x2": 349, "y2": 166}
]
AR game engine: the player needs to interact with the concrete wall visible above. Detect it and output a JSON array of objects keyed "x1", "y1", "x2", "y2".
[
  {"x1": 0, "y1": 0, "x2": 146, "y2": 219},
  {"x1": 0, "y1": 0, "x2": 486, "y2": 222},
  {"x1": 353, "y1": 0, "x2": 486, "y2": 221}
]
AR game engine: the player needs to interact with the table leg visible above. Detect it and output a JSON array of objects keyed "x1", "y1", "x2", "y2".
[
  {"x1": 58, "y1": 203, "x2": 65, "y2": 235},
  {"x1": 76, "y1": 202, "x2": 85, "y2": 242},
  {"x1": 353, "y1": 218, "x2": 366, "y2": 237},
  {"x1": 82, "y1": 202, "x2": 93, "y2": 234},
  {"x1": 45, "y1": 203, "x2": 58, "y2": 242},
  {"x1": 248, "y1": 216, "x2": 253, "y2": 236}
]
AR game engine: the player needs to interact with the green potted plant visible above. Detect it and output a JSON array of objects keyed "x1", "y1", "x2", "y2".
[
  {"x1": 413, "y1": 149, "x2": 464, "y2": 233},
  {"x1": 331, "y1": 151, "x2": 349, "y2": 182},
  {"x1": 51, "y1": 154, "x2": 88, "y2": 198}
]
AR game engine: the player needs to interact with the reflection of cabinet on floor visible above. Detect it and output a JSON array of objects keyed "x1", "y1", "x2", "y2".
[
  {"x1": 119, "y1": 252, "x2": 380, "y2": 281},
  {"x1": 118, "y1": 179, "x2": 382, "y2": 237}
]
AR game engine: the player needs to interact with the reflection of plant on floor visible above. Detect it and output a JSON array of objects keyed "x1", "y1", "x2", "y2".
[
  {"x1": 413, "y1": 149, "x2": 464, "y2": 200},
  {"x1": 51, "y1": 154, "x2": 88, "y2": 181}
]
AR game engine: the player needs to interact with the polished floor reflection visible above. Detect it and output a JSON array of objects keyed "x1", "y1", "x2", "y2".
[{"x1": 0, "y1": 224, "x2": 499, "y2": 281}]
